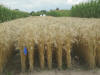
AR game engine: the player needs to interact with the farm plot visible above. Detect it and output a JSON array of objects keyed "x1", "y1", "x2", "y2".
[{"x1": 0, "y1": 16, "x2": 100, "y2": 73}]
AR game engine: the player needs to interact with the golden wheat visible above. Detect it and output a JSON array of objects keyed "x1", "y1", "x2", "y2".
[{"x1": 0, "y1": 16, "x2": 100, "y2": 72}]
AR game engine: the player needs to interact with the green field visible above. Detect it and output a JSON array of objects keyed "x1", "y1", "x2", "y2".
[
  {"x1": 71, "y1": 0, "x2": 100, "y2": 18},
  {"x1": 0, "y1": 5, "x2": 30, "y2": 23}
]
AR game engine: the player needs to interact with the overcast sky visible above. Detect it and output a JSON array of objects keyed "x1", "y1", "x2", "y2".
[{"x1": 0, "y1": 0, "x2": 88, "y2": 12}]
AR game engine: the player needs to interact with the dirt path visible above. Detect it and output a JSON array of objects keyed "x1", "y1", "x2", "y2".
[{"x1": 19, "y1": 69, "x2": 100, "y2": 75}]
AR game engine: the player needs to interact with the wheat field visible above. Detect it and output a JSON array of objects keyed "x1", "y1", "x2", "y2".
[{"x1": 0, "y1": 16, "x2": 100, "y2": 72}]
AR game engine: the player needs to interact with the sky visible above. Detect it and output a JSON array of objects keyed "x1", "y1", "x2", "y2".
[{"x1": 0, "y1": 0, "x2": 88, "y2": 12}]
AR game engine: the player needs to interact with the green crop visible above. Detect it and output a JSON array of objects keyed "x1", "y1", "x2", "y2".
[
  {"x1": 0, "y1": 5, "x2": 29, "y2": 23},
  {"x1": 71, "y1": 0, "x2": 100, "y2": 18}
]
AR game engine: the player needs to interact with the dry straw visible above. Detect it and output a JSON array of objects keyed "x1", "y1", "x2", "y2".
[
  {"x1": 72, "y1": 19, "x2": 100, "y2": 69},
  {"x1": 17, "y1": 20, "x2": 74, "y2": 71},
  {"x1": 0, "y1": 16, "x2": 100, "y2": 72},
  {"x1": 0, "y1": 24, "x2": 15, "y2": 72}
]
